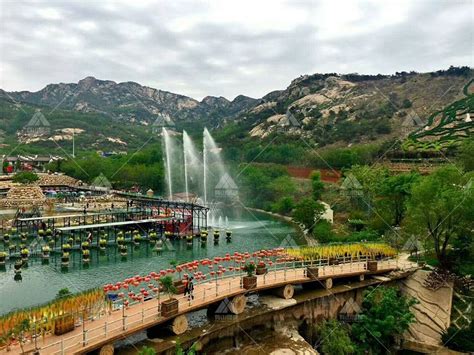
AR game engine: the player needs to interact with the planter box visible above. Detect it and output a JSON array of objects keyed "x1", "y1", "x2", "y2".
[
  {"x1": 54, "y1": 315, "x2": 75, "y2": 335},
  {"x1": 174, "y1": 280, "x2": 186, "y2": 294},
  {"x1": 161, "y1": 298, "x2": 179, "y2": 317},
  {"x1": 307, "y1": 266, "x2": 319, "y2": 279},
  {"x1": 242, "y1": 276, "x2": 257, "y2": 290},
  {"x1": 256, "y1": 266, "x2": 267, "y2": 275},
  {"x1": 367, "y1": 260, "x2": 378, "y2": 272}
]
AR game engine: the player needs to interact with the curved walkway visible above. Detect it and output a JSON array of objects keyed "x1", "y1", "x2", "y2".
[{"x1": 8, "y1": 258, "x2": 413, "y2": 355}]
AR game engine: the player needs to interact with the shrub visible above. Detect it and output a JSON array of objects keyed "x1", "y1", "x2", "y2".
[
  {"x1": 442, "y1": 323, "x2": 474, "y2": 352},
  {"x1": 12, "y1": 172, "x2": 39, "y2": 184}
]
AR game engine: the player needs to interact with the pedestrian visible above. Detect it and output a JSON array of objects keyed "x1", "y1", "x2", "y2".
[
  {"x1": 186, "y1": 276, "x2": 194, "y2": 300},
  {"x1": 87, "y1": 232, "x2": 93, "y2": 244}
]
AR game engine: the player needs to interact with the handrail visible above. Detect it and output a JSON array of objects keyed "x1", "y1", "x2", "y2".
[{"x1": 9, "y1": 257, "x2": 401, "y2": 355}]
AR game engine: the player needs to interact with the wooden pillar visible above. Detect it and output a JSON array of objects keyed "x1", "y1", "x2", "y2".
[{"x1": 273, "y1": 284, "x2": 295, "y2": 299}]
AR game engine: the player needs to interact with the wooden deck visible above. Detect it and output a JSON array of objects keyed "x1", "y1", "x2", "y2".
[{"x1": 2, "y1": 258, "x2": 414, "y2": 355}]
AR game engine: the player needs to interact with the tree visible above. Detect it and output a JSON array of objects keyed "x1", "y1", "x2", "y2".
[
  {"x1": 310, "y1": 171, "x2": 324, "y2": 200},
  {"x1": 55, "y1": 288, "x2": 72, "y2": 299},
  {"x1": 458, "y1": 138, "x2": 474, "y2": 172},
  {"x1": 12, "y1": 171, "x2": 39, "y2": 184},
  {"x1": 12, "y1": 319, "x2": 30, "y2": 354},
  {"x1": 159, "y1": 276, "x2": 177, "y2": 299},
  {"x1": 379, "y1": 172, "x2": 419, "y2": 226},
  {"x1": 352, "y1": 287, "x2": 417, "y2": 353},
  {"x1": 293, "y1": 198, "x2": 325, "y2": 233},
  {"x1": 317, "y1": 319, "x2": 354, "y2": 355},
  {"x1": 406, "y1": 166, "x2": 474, "y2": 267},
  {"x1": 138, "y1": 346, "x2": 156, "y2": 355},
  {"x1": 272, "y1": 196, "x2": 295, "y2": 215}
]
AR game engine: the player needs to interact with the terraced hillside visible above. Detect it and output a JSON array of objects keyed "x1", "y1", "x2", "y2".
[{"x1": 404, "y1": 79, "x2": 474, "y2": 151}]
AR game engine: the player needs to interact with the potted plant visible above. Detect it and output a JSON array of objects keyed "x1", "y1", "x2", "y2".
[
  {"x1": 82, "y1": 249, "x2": 90, "y2": 263},
  {"x1": 8, "y1": 243, "x2": 16, "y2": 253},
  {"x1": 54, "y1": 314, "x2": 75, "y2": 335},
  {"x1": 99, "y1": 238, "x2": 107, "y2": 250},
  {"x1": 256, "y1": 261, "x2": 267, "y2": 275},
  {"x1": 2, "y1": 233, "x2": 9, "y2": 243},
  {"x1": 45, "y1": 228, "x2": 52, "y2": 237},
  {"x1": 62, "y1": 243, "x2": 72, "y2": 253},
  {"x1": 38, "y1": 229, "x2": 45, "y2": 238},
  {"x1": 154, "y1": 239, "x2": 163, "y2": 252},
  {"x1": 159, "y1": 276, "x2": 178, "y2": 317},
  {"x1": 242, "y1": 263, "x2": 257, "y2": 290},
  {"x1": 170, "y1": 260, "x2": 186, "y2": 294},
  {"x1": 61, "y1": 252, "x2": 70, "y2": 266},
  {"x1": 0, "y1": 251, "x2": 7, "y2": 264},
  {"x1": 14, "y1": 260, "x2": 22, "y2": 274},
  {"x1": 149, "y1": 231, "x2": 158, "y2": 243},
  {"x1": 42, "y1": 245, "x2": 51, "y2": 259},
  {"x1": 367, "y1": 259, "x2": 378, "y2": 272},
  {"x1": 81, "y1": 241, "x2": 90, "y2": 250},
  {"x1": 117, "y1": 235, "x2": 125, "y2": 246},
  {"x1": 119, "y1": 245, "x2": 127, "y2": 257},
  {"x1": 133, "y1": 234, "x2": 141, "y2": 245},
  {"x1": 20, "y1": 248, "x2": 29, "y2": 261}
]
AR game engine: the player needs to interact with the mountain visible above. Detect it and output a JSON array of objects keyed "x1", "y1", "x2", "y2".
[
  {"x1": 230, "y1": 66, "x2": 473, "y2": 149},
  {"x1": 1, "y1": 67, "x2": 472, "y2": 155},
  {"x1": 0, "y1": 76, "x2": 258, "y2": 124}
]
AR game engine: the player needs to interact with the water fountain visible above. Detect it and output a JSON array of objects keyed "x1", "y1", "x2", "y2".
[
  {"x1": 183, "y1": 130, "x2": 202, "y2": 202},
  {"x1": 162, "y1": 128, "x2": 174, "y2": 200}
]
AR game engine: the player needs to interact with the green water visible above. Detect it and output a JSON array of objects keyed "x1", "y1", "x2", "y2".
[{"x1": 0, "y1": 210, "x2": 298, "y2": 315}]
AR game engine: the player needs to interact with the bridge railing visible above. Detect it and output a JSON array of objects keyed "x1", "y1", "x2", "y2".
[{"x1": 23, "y1": 256, "x2": 399, "y2": 354}]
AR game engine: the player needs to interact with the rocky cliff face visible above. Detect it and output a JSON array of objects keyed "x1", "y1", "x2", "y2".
[{"x1": 1, "y1": 76, "x2": 258, "y2": 124}]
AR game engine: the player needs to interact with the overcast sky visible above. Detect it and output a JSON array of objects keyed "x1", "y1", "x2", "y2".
[{"x1": 1, "y1": 0, "x2": 472, "y2": 100}]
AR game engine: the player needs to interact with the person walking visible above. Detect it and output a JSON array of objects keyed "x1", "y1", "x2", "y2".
[{"x1": 186, "y1": 276, "x2": 195, "y2": 300}]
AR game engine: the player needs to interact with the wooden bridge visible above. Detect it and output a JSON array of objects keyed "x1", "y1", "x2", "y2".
[{"x1": 9, "y1": 256, "x2": 416, "y2": 355}]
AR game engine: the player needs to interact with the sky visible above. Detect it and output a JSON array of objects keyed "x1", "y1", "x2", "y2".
[{"x1": 0, "y1": 0, "x2": 472, "y2": 100}]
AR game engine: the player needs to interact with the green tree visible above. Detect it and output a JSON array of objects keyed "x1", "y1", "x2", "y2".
[
  {"x1": 352, "y1": 287, "x2": 417, "y2": 353},
  {"x1": 379, "y1": 172, "x2": 419, "y2": 226},
  {"x1": 293, "y1": 198, "x2": 325, "y2": 233},
  {"x1": 55, "y1": 288, "x2": 72, "y2": 299},
  {"x1": 272, "y1": 196, "x2": 295, "y2": 215},
  {"x1": 458, "y1": 138, "x2": 474, "y2": 172},
  {"x1": 310, "y1": 171, "x2": 324, "y2": 200},
  {"x1": 406, "y1": 166, "x2": 474, "y2": 267},
  {"x1": 317, "y1": 319, "x2": 354, "y2": 355},
  {"x1": 138, "y1": 346, "x2": 156, "y2": 355},
  {"x1": 12, "y1": 171, "x2": 39, "y2": 184}
]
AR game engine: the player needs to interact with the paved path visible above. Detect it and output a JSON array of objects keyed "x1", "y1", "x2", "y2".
[{"x1": 5, "y1": 259, "x2": 412, "y2": 355}]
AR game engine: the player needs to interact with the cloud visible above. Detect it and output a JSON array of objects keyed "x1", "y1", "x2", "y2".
[{"x1": 0, "y1": 0, "x2": 471, "y2": 100}]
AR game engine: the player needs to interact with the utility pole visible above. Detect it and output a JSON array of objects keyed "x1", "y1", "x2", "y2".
[{"x1": 72, "y1": 130, "x2": 75, "y2": 158}]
